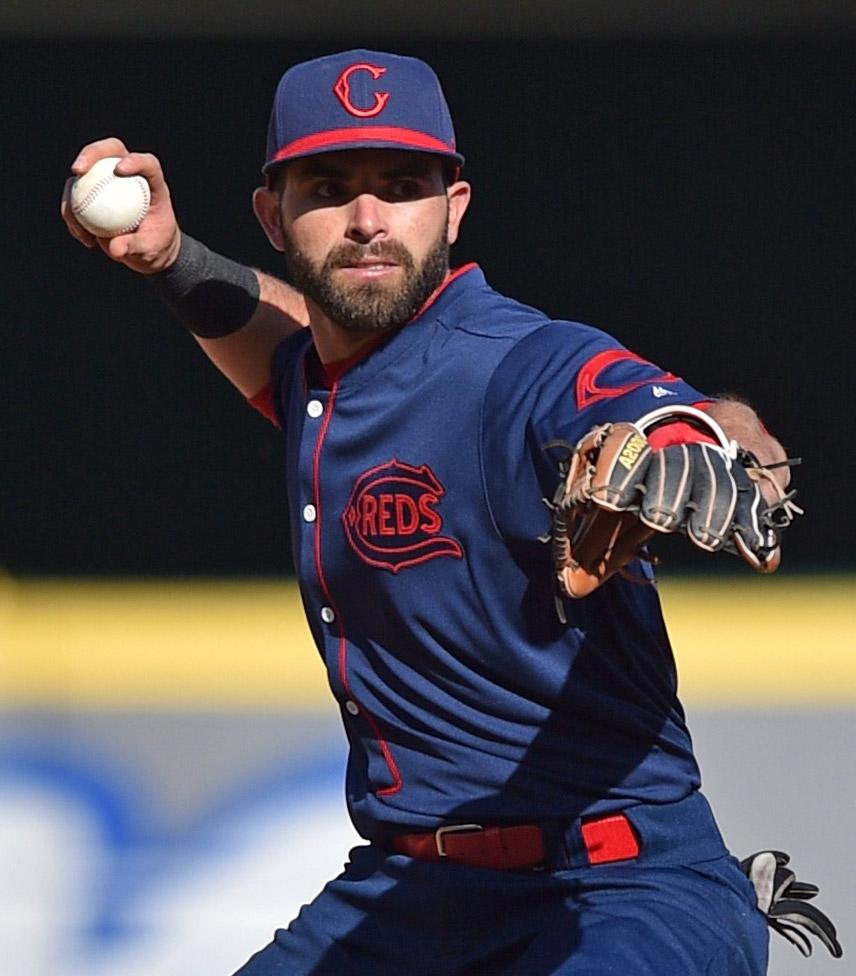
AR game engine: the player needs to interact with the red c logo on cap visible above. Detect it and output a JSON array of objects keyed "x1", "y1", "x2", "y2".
[{"x1": 334, "y1": 63, "x2": 390, "y2": 118}]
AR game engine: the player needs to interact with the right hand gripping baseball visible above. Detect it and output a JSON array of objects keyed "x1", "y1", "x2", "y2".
[
  {"x1": 61, "y1": 137, "x2": 182, "y2": 273},
  {"x1": 548, "y1": 407, "x2": 801, "y2": 603}
]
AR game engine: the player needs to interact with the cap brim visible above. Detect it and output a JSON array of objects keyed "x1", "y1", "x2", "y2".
[{"x1": 263, "y1": 125, "x2": 465, "y2": 173}]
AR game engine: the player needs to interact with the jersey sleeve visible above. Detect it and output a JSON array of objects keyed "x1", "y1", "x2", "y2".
[{"x1": 480, "y1": 321, "x2": 710, "y2": 539}]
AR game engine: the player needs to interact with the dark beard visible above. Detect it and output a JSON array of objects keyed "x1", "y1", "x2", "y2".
[{"x1": 283, "y1": 224, "x2": 450, "y2": 334}]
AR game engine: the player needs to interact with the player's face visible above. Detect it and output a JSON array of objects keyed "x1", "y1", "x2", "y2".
[{"x1": 261, "y1": 150, "x2": 470, "y2": 334}]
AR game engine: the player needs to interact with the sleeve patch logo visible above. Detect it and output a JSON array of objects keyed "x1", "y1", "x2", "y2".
[
  {"x1": 576, "y1": 349, "x2": 679, "y2": 410},
  {"x1": 342, "y1": 459, "x2": 464, "y2": 573}
]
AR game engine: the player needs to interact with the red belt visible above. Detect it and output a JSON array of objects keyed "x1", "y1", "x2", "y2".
[{"x1": 392, "y1": 813, "x2": 640, "y2": 871}]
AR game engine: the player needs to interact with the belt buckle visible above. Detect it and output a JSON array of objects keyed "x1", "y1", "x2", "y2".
[{"x1": 434, "y1": 823, "x2": 483, "y2": 857}]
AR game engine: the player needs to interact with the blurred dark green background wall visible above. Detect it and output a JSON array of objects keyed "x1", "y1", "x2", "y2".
[{"x1": 3, "y1": 34, "x2": 854, "y2": 574}]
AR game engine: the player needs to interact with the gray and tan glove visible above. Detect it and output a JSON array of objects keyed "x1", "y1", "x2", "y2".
[{"x1": 546, "y1": 405, "x2": 801, "y2": 610}]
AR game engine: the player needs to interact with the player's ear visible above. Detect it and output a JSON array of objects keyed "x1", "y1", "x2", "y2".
[
  {"x1": 253, "y1": 186, "x2": 285, "y2": 252},
  {"x1": 446, "y1": 180, "x2": 471, "y2": 246}
]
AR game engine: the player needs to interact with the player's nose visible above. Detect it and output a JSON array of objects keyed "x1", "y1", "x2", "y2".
[{"x1": 345, "y1": 193, "x2": 388, "y2": 244}]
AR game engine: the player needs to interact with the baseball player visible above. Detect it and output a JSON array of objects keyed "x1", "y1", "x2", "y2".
[{"x1": 62, "y1": 50, "x2": 840, "y2": 975}]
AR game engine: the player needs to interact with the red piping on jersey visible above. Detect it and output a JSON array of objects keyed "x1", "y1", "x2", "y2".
[
  {"x1": 415, "y1": 263, "x2": 478, "y2": 320},
  {"x1": 576, "y1": 349, "x2": 679, "y2": 411},
  {"x1": 272, "y1": 126, "x2": 456, "y2": 163},
  {"x1": 311, "y1": 379, "x2": 403, "y2": 797},
  {"x1": 322, "y1": 336, "x2": 385, "y2": 387}
]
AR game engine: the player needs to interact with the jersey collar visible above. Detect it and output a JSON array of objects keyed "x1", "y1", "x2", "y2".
[{"x1": 412, "y1": 262, "x2": 480, "y2": 321}]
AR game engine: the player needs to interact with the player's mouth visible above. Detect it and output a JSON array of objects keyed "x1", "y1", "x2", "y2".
[{"x1": 336, "y1": 259, "x2": 401, "y2": 281}]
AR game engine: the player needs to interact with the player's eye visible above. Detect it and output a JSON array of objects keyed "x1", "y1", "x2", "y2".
[
  {"x1": 313, "y1": 181, "x2": 346, "y2": 201},
  {"x1": 387, "y1": 178, "x2": 424, "y2": 201}
]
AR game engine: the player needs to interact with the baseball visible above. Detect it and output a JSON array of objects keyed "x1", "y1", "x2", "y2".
[{"x1": 70, "y1": 156, "x2": 151, "y2": 238}]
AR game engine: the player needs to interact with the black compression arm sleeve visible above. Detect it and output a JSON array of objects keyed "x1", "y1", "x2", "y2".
[{"x1": 148, "y1": 233, "x2": 260, "y2": 338}]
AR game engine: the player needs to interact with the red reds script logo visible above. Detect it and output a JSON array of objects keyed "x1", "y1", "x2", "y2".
[
  {"x1": 342, "y1": 460, "x2": 463, "y2": 573},
  {"x1": 334, "y1": 63, "x2": 390, "y2": 118}
]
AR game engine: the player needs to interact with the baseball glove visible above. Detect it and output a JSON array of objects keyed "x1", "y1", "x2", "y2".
[
  {"x1": 741, "y1": 850, "x2": 843, "y2": 958},
  {"x1": 545, "y1": 405, "x2": 801, "y2": 615}
]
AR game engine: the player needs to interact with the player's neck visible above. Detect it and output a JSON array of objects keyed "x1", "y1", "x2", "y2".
[
  {"x1": 307, "y1": 313, "x2": 388, "y2": 366},
  {"x1": 306, "y1": 266, "x2": 455, "y2": 365}
]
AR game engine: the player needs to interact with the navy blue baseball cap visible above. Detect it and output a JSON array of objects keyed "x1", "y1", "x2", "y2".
[{"x1": 263, "y1": 49, "x2": 465, "y2": 176}]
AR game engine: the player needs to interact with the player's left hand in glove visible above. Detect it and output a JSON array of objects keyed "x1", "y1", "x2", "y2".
[
  {"x1": 546, "y1": 405, "x2": 802, "y2": 608},
  {"x1": 741, "y1": 850, "x2": 843, "y2": 959}
]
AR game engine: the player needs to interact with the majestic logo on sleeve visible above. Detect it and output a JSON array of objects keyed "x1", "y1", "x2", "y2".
[
  {"x1": 333, "y1": 63, "x2": 390, "y2": 118},
  {"x1": 342, "y1": 460, "x2": 463, "y2": 573},
  {"x1": 576, "y1": 349, "x2": 679, "y2": 410}
]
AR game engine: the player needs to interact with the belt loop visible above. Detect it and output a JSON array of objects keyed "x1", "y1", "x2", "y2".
[{"x1": 581, "y1": 813, "x2": 641, "y2": 865}]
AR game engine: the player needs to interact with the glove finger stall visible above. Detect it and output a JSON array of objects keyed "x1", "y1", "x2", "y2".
[
  {"x1": 770, "y1": 902, "x2": 844, "y2": 959},
  {"x1": 639, "y1": 444, "x2": 694, "y2": 532},
  {"x1": 770, "y1": 920, "x2": 814, "y2": 958},
  {"x1": 685, "y1": 443, "x2": 738, "y2": 551},
  {"x1": 731, "y1": 464, "x2": 781, "y2": 571}
]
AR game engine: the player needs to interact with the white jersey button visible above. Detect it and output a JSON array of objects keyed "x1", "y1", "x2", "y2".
[
  {"x1": 303, "y1": 504, "x2": 317, "y2": 523},
  {"x1": 307, "y1": 400, "x2": 324, "y2": 418},
  {"x1": 345, "y1": 700, "x2": 360, "y2": 716},
  {"x1": 320, "y1": 606, "x2": 335, "y2": 624}
]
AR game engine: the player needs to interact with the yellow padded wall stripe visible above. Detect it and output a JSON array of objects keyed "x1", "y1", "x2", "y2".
[{"x1": 1, "y1": 576, "x2": 853, "y2": 709}]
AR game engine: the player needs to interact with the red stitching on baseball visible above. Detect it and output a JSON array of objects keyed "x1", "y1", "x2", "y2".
[{"x1": 72, "y1": 174, "x2": 150, "y2": 234}]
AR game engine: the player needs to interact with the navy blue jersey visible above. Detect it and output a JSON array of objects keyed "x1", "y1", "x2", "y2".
[{"x1": 271, "y1": 265, "x2": 708, "y2": 841}]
